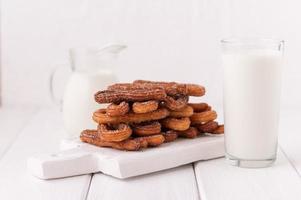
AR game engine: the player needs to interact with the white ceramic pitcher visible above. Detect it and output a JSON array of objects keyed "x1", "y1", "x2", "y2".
[{"x1": 50, "y1": 45, "x2": 126, "y2": 138}]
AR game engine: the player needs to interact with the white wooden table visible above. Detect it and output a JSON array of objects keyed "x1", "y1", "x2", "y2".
[{"x1": 0, "y1": 106, "x2": 301, "y2": 200}]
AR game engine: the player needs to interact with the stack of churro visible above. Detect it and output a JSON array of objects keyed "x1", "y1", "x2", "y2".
[{"x1": 80, "y1": 80, "x2": 224, "y2": 151}]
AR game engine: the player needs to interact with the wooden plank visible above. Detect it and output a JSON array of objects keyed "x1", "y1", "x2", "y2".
[
  {"x1": 87, "y1": 164, "x2": 200, "y2": 200},
  {"x1": 0, "y1": 106, "x2": 37, "y2": 159},
  {"x1": 0, "y1": 109, "x2": 91, "y2": 200},
  {"x1": 279, "y1": 108, "x2": 301, "y2": 177},
  {"x1": 194, "y1": 151, "x2": 301, "y2": 200}
]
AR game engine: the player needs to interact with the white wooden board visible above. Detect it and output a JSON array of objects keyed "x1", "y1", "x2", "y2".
[
  {"x1": 28, "y1": 135, "x2": 224, "y2": 179},
  {"x1": 194, "y1": 150, "x2": 301, "y2": 200},
  {"x1": 87, "y1": 165, "x2": 200, "y2": 200},
  {"x1": 0, "y1": 109, "x2": 92, "y2": 200}
]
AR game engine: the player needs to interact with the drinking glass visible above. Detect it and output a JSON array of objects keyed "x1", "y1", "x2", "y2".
[{"x1": 221, "y1": 38, "x2": 284, "y2": 168}]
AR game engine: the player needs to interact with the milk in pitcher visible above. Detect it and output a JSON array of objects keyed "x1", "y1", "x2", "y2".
[{"x1": 63, "y1": 70, "x2": 116, "y2": 137}]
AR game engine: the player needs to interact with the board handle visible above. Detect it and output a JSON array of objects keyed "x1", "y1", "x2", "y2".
[{"x1": 27, "y1": 147, "x2": 98, "y2": 179}]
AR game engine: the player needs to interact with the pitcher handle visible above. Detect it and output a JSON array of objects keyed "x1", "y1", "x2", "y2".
[{"x1": 49, "y1": 63, "x2": 69, "y2": 107}]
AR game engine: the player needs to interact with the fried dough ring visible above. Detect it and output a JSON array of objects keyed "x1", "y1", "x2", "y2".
[
  {"x1": 94, "y1": 89, "x2": 166, "y2": 103},
  {"x1": 80, "y1": 130, "x2": 140, "y2": 151},
  {"x1": 212, "y1": 125, "x2": 224, "y2": 134},
  {"x1": 132, "y1": 121, "x2": 161, "y2": 136},
  {"x1": 132, "y1": 100, "x2": 159, "y2": 114},
  {"x1": 206, "y1": 106, "x2": 212, "y2": 111},
  {"x1": 161, "y1": 117, "x2": 191, "y2": 131},
  {"x1": 177, "y1": 127, "x2": 199, "y2": 138},
  {"x1": 190, "y1": 110, "x2": 217, "y2": 125},
  {"x1": 188, "y1": 103, "x2": 209, "y2": 112},
  {"x1": 197, "y1": 121, "x2": 218, "y2": 133},
  {"x1": 167, "y1": 127, "x2": 199, "y2": 139},
  {"x1": 163, "y1": 95, "x2": 189, "y2": 111},
  {"x1": 133, "y1": 80, "x2": 206, "y2": 97},
  {"x1": 134, "y1": 138, "x2": 149, "y2": 149},
  {"x1": 163, "y1": 131, "x2": 178, "y2": 142},
  {"x1": 134, "y1": 134, "x2": 165, "y2": 147},
  {"x1": 106, "y1": 101, "x2": 130, "y2": 117},
  {"x1": 93, "y1": 108, "x2": 169, "y2": 124},
  {"x1": 98, "y1": 123, "x2": 132, "y2": 142},
  {"x1": 169, "y1": 105, "x2": 193, "y2": 117}
]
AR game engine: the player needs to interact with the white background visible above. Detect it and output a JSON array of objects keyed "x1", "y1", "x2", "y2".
[{"x1": 1, "y1": 0, "x2": 300, "y2": 109}]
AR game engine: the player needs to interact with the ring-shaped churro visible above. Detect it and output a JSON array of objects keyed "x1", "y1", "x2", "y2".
[
  {"x1": 80, "y1": 130, "x2": 140, "y2": 151},
  {"x1": 212, "y1": 125, "x2": 224, "y2": 134},
  {"x1": 163, "y1": 131, "x2": 178, "y2": 142},
  {"x1": 161, "y1": 117, "x2": 191, "y2": 131},
  {"x1": 132, "y1": 121, "x2": 161, "y2": 136},
  {"x1": 106, "y1": 101, "x2": 130, "y2": 117},
  {"x1": 163, "y1": 95, "x2": 189, "y2": 111},
  {"x1": 188, "y1": 103, "x2": 209, "y2": 112},
  {"x1": 132, "y1": 100, "x2": 159, "y2": 114},
  {"x1": 134, "y1": 134, "x2": 165, "y2": 147},
  {"x1": 98, "y1": 123, "x2": 132, "y2": 142},
  {"x1": 176, "y1": 127, "x2": 199, "y2": 138},
  {"x1": 169, "y1": 105, "x2": 193, "y2": 117},
  {"x1": 93, "y1": 108, "x2": 170, "y2": 124},
  {"x1": 135, "y1": 138, "x2": 149, "y2": 149},
  {"x1": 197, "y1": 121, "x2": 218, "y2": 133},
  {"x1": 190, "y1": 110, "x2": 217, "y2": 125}
]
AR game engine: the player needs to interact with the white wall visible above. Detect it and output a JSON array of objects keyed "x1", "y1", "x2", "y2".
[{"x1": 1, "y1": 0, "x2": 300, "y2": 109}]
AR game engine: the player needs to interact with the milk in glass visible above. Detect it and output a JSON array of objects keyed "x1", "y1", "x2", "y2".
[{"x1": 222, "y1": 39, "x2": 284, "y2": 168}]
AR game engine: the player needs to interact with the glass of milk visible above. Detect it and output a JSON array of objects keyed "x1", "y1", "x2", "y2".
[{"x1": 221, "y1": 38, "x2": 284, "y2": 168}]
